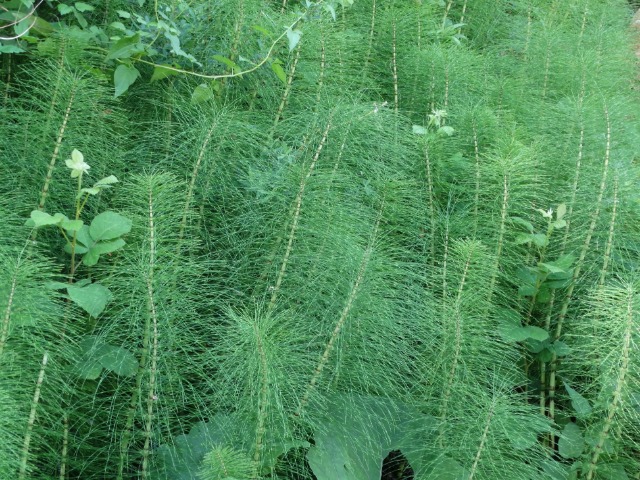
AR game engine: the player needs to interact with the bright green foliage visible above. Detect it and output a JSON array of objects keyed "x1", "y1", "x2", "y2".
[{"x1": 1, "y1": 0, "x2": 640, "y2": 479}]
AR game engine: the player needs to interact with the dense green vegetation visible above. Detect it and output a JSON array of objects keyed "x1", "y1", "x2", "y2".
[{"x1": 1, "y1": 0, "x2": 639, "y2": 478}]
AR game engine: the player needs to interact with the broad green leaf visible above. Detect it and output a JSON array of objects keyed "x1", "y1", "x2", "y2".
[
  {"x1": 61, "y1": 219, "x2": 83, "y2": 232},
  {"x1": 547, "y1": 254, "x2": 576, "y2": 271},
  {"x1": 438, "y1": 125, "x2": 455, "y2": 136},
  {"x1": 83, "y1": 238, "x2": 126, "y2": 266},
  {"x1": 191, "y1": 83, "x2": 215, "y2": 104},
  {"x1": 516, "y1": 266, "x2": 538, "y2": 284},
  {"x1": 522, "y1": 326, "x2": 549, "y2": 341},
  {"x1": 271, "y1": 61, "x2": 286, "y2": 84},
  {"x1": 74, "y1": 2, "x2": 94, "y2": 12},
  {"x1": 90, "y1": 211, "x2": 132, "y2": 241},
  {"x1": 510, "y1": 216, "x2": 534, "y2": 233},
  {"x1": 29, "y1": 210, "x2": 61, "y2": 227},
  {"x1": 57, "y1": 3, "x2": 74, "y2": 15},
  {"x1": 422, "y1": 457, "x2": 468, "y2": 480},
  {"x1": 412, "y1": 125, "x2": 427, "y2": 135},
  {"x1": 114, "y1": 64, "x2": 140, "y2": 98},
  {"x1": 499, "y1": 321, "x2": 549, "y2": 342},
  {"x1": 65, "y1": 242, "x2": 89, "y2": 254},
  {"x1": 325, "y1": 3, "x2": 336, "y2": 20},
  {"x1": 553, "y1": 218, "x2": 567, "y2": 229},
  {"x1": 75, "y1": 224, "x2": 93, "y2": 248},
  {"x1": 553, "y1": 341, "x2": 571, "y2": 357},
  {"x1": 539, "y1": 262, "x2": 566, "y2": 274},
  {"x1": 116, "y1": 9, "x2": 131, "y2": 18},
  {"x1": 164, "y1": 32, "x2": 201, "y2": 65},
  {"x1": 564, "y1": 382, "x2": 592, "y2": 418},
  {"x1": 536, "y1": 285, "x2": 551, "y2": 303},
  {"x1": 518, "y1": 284, "x2": 537, "y2": 297},
  {"x1": 251, "y1": 25, "x2": 272, "y2": 37},
  {"x1": 151, "y1": 415, "x2": 243, "y2": 479},
  {"x1": 73, "y1": 9, "x2": 88, "y2": 27},
  {"x1": 92, "y1": 238, "x2": 125, "y2": 255},
  {"x1": 94, "y1": 175, "x2": 118, "y2": 187},
  {"x1": 106, "y1": 32, "x2": 141, "y2": 60},
  {"x1": 558, "y1": 422, "x2": 584, "y2": 459},
  {"x1": 307, "y1": 394, "x2": 434, "y2": 480},
  {"x1": 212, "y1": 55, "x2": 240, "y2": 73},
  {"x1": 150, "y1": 64, "x2": 180, "y2": 82},
  {"x1": 532, "y1": 233, "x2": 548, "y2": 247},
  {"x1": 73, "y1": 357, "x2": 103, "y2": 379},
  {"x1": 45, "y1": 281, "x2": 70, "y2": 290},
  {"x1": 73, "y1": 356, "x2": 102, "y2": 380},
  {"x1": 525, "y1": 338, "x2": 548, "y2": 353},
  {"x1": 546, "y1": 277, "x2": 573, "y2": 289},
  {"x1": 82, "y1": 248, "x2": 100, "y2": 266},
  {"x1": 110, "y1": 21, "x2": 128, "y2": 32},
  {"x1": 97, "y1": 344, "x2": 138, "y2": 376},
  {"x1": 0, "y1": 44, "x2": 25, "y2": 53},
  {"x1": 556, "y1": 203, "x2": 567, "y2": 220},
  {"x1": 67, "y1": 282, "x2": 112, "y2": 317},
  {"x1": 286, "y1": 28, "x2": 302, "y2": 51},
  {"x1": 78, "y1": 187, "x2": 100, "y2": 197},
  {"x1": 72, "y1": 336, "x2": 106, "y2": 379},
  {"x1": 538, "y1": 347, "x2": 553, "y2": 362},
  {"x1": 515, "y1": 233, "x2": 534, "y2": 245}
]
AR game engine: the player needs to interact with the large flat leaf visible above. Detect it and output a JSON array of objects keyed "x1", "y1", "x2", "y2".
[
  {"x1": 563, "y1": 381, "x2": 592, "y2": 419},
  {"x1": 90, "y1": 211, "x2": 132, "y2": 241},
  {"x1": 67, "y1": 282, "x2": 112, "y2": 317},
  {"x1": 306, "y1": 394, "x2": 436, "y2": 480},
  {"x1": 114, "y1": 64, "x2": 140, "y2": 98},
  {"x1": 558, "y1": 422, "x2": 584, "y2": 459},
  {"x1": 97, "y1": 344, "x2": 138, "y2": 376},
  {"x1": 106, "y1": 32, "x2": 141, "y2": 60},
  {"x1": 151, "y1": 415, "x2": 240, "y2": 479}
]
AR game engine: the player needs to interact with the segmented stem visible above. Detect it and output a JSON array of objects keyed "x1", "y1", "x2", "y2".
[
  {"x1": 468, "y1": 398, "x2": 497, "y2": 480},
  {"x1": 439, "y1": 249, "x2": 473, "y2": 431},
  {"x1": 487, "y1": 174, "x2": 509, "y2": 304},
  {"x1": 598, "y1": 175, "x2": 618, "y2": 290},
  {"x1": 460, "y1": 0, "x2": 468, "y2": 24},
  {"x1": 18, "y1": 352, "x2": 49, "y2": 480},
  {"x1": 585, "y1": 287, "x2": 634, "y2": 480},
  {"x1": 0, "y1": 271, "x2": 18, "y2": 357},
  {"x1": 269, "y1": 120, "x2": 332, "y2": 310},
  {"x1": 424, "y1": 142, "x2": 436, "y2": 265},
  {"x1": 316, "y1": 27, "x2": 326, "y2": 107},
  {"x1": 37, "y1": 90, "x2": 76, "y2": 213},
  {"x1": 362, "y1": 0, "x2": 376, "y2": 80},
  {"x1": 472, "y1": 123, "x2": 480, "y2": 237},
  {"x1": 252, "y1": 321, "x2": 269, "y2": 478},
  {"x1": 178, "y1": 121, "x2": 218, "y2": 244},
  {"x1": 296, "y1": 204, "x2": 383, "y2": 416},
  {"x1": 273, "y1": 42, "x2": 302, "y2": 131},
  {"x1": 59, "y1": 412, "x2": 68, "y2": 480},
  {"x1": 142, "y1": 186, "x2": 159, "y2": 478},
  {"x1": 392, "y1": 21, "x2": 399, "y2": 113},
  {"x1": 549, "y1": 106, "x2": 611, "y2": 426}
]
